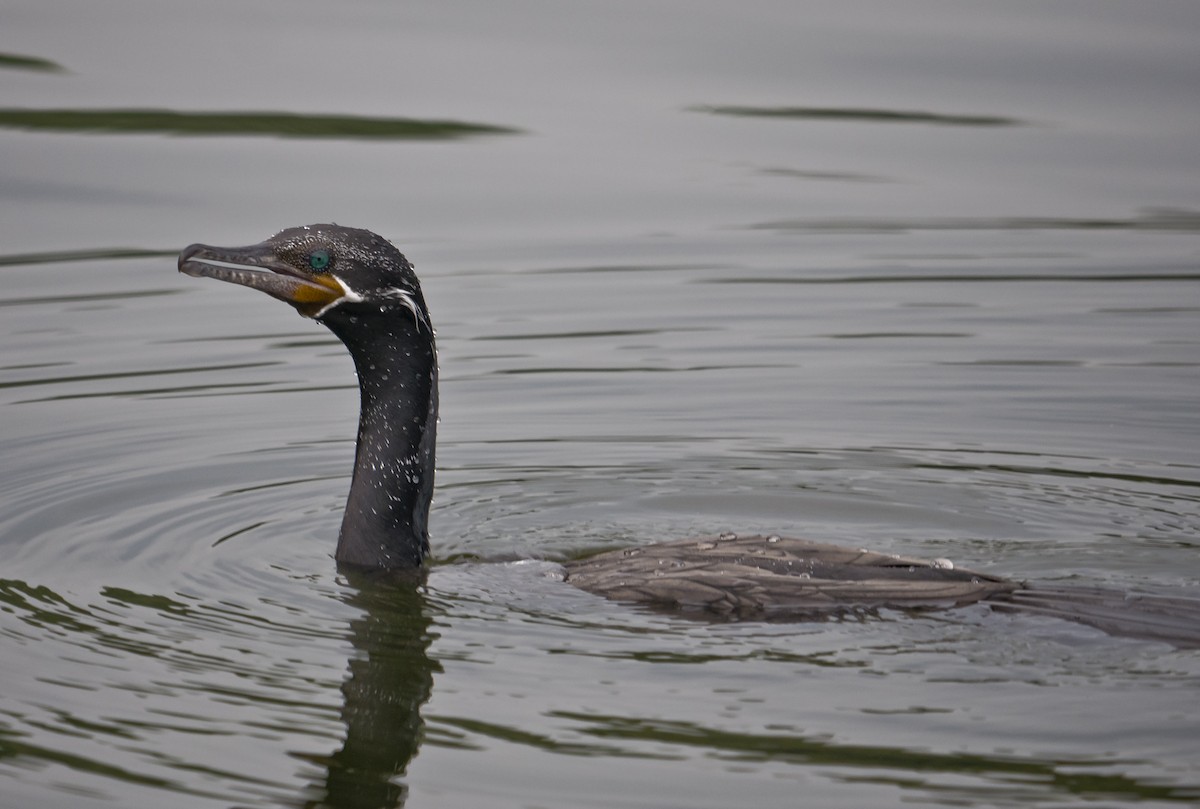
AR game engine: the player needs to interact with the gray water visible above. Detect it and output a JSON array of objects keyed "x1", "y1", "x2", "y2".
[{"x1": 3, "y1": 2, "x2": 1200, "y2": 807}]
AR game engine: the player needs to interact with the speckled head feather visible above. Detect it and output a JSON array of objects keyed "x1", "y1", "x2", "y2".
[{"x1": 272, "y1": 224, "x2": 429, "y2": 324}]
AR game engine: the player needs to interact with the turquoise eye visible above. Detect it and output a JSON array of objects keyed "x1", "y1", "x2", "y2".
[{"x1": 309, "y1": 250, "x2": 331, "y2": 271}]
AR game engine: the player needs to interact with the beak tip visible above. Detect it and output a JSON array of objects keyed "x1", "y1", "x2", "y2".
[{"x1": 178, "y1": 243, "x2": 205, "y2": 273}]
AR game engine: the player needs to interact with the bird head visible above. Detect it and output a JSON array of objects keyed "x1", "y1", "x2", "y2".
[{"x1": 178, "y1": 224, "x2": 430, "y2": 331}]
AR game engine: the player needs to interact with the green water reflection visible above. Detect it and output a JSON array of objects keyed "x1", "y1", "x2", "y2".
[{"x1": 0, "y1": 108, "x2": 521, "y2": 140}]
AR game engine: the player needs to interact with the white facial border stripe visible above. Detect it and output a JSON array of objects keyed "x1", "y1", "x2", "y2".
[{"x1": 314, "y1": 275, "x2": 365, "y2": 320}]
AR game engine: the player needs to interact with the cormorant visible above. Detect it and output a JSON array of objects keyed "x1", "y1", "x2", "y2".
[{"x1": 179, "y1": 224, "x2": 1200, "y2": 643}]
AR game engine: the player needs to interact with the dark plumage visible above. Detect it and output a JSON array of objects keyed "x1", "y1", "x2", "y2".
[
  {"x1": 180, "y1": 225, "x2": 436, "y2": 568},
  {"x1": 179, "y1": 225, "x2": 1200, "y2": 644}
]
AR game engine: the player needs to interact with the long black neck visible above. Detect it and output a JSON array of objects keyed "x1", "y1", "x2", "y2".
[{"x1": 324, "y1": 310, "x2": 437, "y2": 570}]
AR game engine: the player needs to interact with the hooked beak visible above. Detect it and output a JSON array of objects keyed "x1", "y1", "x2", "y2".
[{"x1": 178, "y1": 240, "x2": 348, "y2": 318}]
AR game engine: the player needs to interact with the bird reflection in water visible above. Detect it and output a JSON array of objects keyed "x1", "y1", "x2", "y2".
[{"x1": 305, "y1": 570, "x2": 435, "y2": 809}]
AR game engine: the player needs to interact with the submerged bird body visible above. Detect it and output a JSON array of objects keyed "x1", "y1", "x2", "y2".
[
  {"x1": 563, "y1": 533, "x2": 1017, "y2": 618},
  {"x1": 180, "y1": 225, "x2": 1200, "y2": 644}
]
